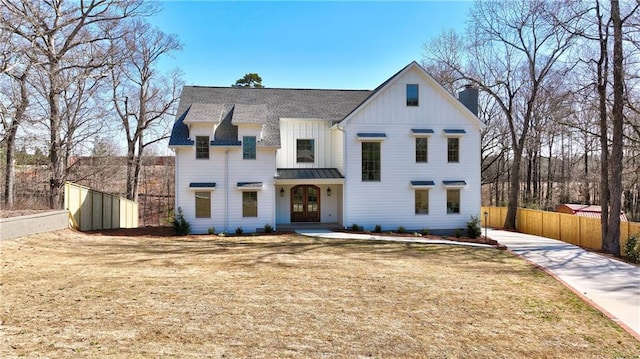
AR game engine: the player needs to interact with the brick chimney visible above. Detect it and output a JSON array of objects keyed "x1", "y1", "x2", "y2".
[{"x1": 458, "y1": 84, "x2": 478, "y2": 116}]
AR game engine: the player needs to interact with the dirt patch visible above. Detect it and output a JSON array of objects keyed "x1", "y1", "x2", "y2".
[{"x1": 1, "y1": 230, "x2": 638, "y2": 358}]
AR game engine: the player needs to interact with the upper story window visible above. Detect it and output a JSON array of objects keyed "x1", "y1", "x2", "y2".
[
  {"x1": 406, "y1": 84, "x2": 419, "y2": 106},
  {"x1": 416, "y1": 137, "x2": 428, "y2": 163},
  {"x1": 447, "y1": 137, "x2": 459, "y2": 163},
  {"x1": 296, "y1": 139, "x2": 315, "y2": 163},
  {"x1": 195, "y1": 136, "x2": 210, "y2": 159},
  {"x1": 362, "y1": 142, "x2": 381, "y2": 181},
  {"x1": 243, "y1": 136, "x2": 256, "y2": 160}
]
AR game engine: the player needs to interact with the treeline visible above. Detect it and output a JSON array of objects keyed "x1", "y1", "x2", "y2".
[
  {"x1": 0, "y1": 0, "x2": 182, "y2": 210},
  {"x1": 423, "y1": 0, "x2": 640, "y2": 255}
]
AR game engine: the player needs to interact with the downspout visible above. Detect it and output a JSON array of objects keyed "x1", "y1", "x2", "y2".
[
  {"x1": 336, "y1": 125, "x2": 347, "y2": 228},
  {"x1": 173, "y1": 148, "x2": 178, "y2": 220},
  {"x1": 225, "y1": 147, "x2": 229, "y2": 233}
]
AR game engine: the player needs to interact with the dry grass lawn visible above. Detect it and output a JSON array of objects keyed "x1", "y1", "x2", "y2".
[{"x1": 1, "y1": 229, "x2": 638, "y2": 358}]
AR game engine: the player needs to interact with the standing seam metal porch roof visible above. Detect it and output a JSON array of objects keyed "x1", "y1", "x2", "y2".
[{"x1": 276, "y1": 168, "x2": 344, "y2": 180}]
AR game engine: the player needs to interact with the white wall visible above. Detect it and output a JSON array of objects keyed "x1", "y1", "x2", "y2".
[
  {"x1": 277, "y1": 119, "x2": 333, "y2": 168},
  {"x1": 341, "y1": 66, "x2": 483, "y2": 231},
  {"x1": 174, "y1": 123, "x2": 277, "y2": 234}
]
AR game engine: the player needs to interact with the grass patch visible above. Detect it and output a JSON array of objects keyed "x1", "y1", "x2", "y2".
[{"x1": 1, "y1": 230, "x2": 638, "y2": 358}]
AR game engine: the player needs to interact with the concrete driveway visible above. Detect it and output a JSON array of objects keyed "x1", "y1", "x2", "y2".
[{"x1": 487, "y1": 228, "x2": 640, "y2": 339}]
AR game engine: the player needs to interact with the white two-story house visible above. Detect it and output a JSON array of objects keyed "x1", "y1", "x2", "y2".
[{"x1": 169, "y1": 61, "x2": 485, "y2": 234}]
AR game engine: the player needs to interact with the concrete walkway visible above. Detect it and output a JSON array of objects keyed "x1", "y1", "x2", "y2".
[
  {"x1": 487, "y1": 228, "x2": 640, "y2": 339},
  {"x1": 295, "y1": 229, "x2": 492, "y2": 248}
]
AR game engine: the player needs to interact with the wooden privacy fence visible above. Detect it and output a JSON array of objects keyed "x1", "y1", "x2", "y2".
[
  {"x1": 481, "y1": 206, "x2": 640, "y2": 255},
  {"x1": 64, "y1": 181, "x2": 138, "y2": 231}
]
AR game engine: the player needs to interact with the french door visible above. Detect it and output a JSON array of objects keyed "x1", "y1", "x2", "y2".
[{"x1": 291, "y1": 185, "x2": 320, "y2": 222}]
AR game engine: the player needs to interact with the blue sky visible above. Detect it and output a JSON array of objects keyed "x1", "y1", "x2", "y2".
[{"x1": 149, "y1": 1, "x2": 472, "y2": 90}]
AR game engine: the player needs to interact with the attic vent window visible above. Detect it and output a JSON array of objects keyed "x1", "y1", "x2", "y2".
[{"x1": 406, "y1": 84, "x2": 419, "y2": 106}]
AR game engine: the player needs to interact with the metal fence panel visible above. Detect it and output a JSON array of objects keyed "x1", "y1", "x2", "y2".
[{"x1": 64, "y1": 181, "x2": 137, "y2": 231}]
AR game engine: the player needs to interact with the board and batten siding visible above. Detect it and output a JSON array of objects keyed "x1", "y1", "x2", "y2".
[
  {"x1": 277, "y1": 119, "x2": 334, "y2": 168},
  {"x1": 341, "y1": 66, "x2": 482, "y2": 231},
  {"x1": 174, "y1": 123, "x2": 277, "y2": 234}
]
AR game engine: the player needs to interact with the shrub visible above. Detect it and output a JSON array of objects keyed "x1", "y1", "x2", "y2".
[
  {"x1": 351, "y1": 223, "x2": 360, "y2": 231},
  {"x1": 625, "y1": 234, "x2": 640, "y2": 263},
  {"x1": 235, "y1": 226, "x2": 243, "y2": 235},
  {"x1": 466, "y1": 215, "x2": 482, "y2": 239},
  {"x1": 207, "y1": 227, "x2": 216, "y2": 235},
  {"x1": 264, "y1": 223, "x2": 273, "y2": 233},
  {"x1": 172, "y1": 207, "x2": 191, "y2": 235},
  {"x1": 397, "y1": 226, "x2": 406, "y2": 234},
  {"x1": 374, "y1": 224, "x2": 382, "y2": 233},
  {"x1": 421, "y1": 228, "x2": 430, "y2": 236},
  {"x1": 455, "y1": 228, "x2": 463, "y2": 238}
]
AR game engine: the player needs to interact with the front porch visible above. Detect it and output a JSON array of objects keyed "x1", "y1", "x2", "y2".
[{"x1": 274, "y1": 168, "x2": 344, "y2": 227}]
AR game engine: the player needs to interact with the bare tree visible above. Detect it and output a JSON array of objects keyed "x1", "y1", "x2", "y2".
[
  {"x1": 2, "y1": 0, "x2": 153, "y2": 208},
  {"x1": 110, "y1": 20, "x2": 182, "y2": 201},
  {"x1": 424, "y1": 0, "x2": 578, "y2": 229}
]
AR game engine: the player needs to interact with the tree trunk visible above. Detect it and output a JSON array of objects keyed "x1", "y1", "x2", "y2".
[
  {"x1": 4, "y1": 126, "x2": 17, "y2": 207},
  {"x1": 126, "y1": 141, "x2": 136, "y2": 200},
  {"x1": 504, "y1": 146, "x2": 523, "y2": 230},
  {"x1": 605, "y1": 0, "x2": 624, "y2": 256},
  {"x1": 48, "y1": 66, "x2": 65, "y2": 209}
]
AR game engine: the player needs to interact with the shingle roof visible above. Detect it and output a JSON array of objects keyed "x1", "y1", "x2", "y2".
[
  {"x1": 168, "y1": 110, "x2": 194, "y2": 146},
  {"x1": 184, "y1": 103, "x2": 227, "y2": 123},
  {"x1": 172, "y1": 87, "x2": 372, "y2": 147}
]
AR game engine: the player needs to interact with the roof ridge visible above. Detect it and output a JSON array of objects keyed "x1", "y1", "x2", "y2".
[{"x1": 184, "y1": 85, "x2": 372, "y2": 92}]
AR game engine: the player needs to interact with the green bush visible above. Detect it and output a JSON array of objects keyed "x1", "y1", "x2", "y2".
[
  {"x1": 421, "y1": 228, "x2": 430, "y2": 236},
  {"x1": 374, "y1": 224, "x2": 382, "y2": 233},
  {"x1": 172, "y1": 207, "x2": 191, "y2": 235},
  {"x1": 351, "y1": 224, "x2": 360, "y2": 231},
  {"x1": 455, "y1": 228, "x2": 463, "y2": 238},
  {"x1": 235, "y1": 226, "x2": 243, "y2": 235},
  {"x1": 466, "y1": 215, "x2": 482, "y2": 239},
  {"x1": 625, "y1": 234, "x2": 640, "y2": 263},
  {"x1": 397, "y1": 226, "x2": 406, "y2": 234},
  {"x1": 207, "y1": 227, "x2": 216, "y2": 235},
  {"x1": 264, "y1": 223, "x2": 273, "y2": 233}
]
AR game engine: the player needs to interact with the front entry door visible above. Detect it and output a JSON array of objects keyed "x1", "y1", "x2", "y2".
[{"x1": 291, "y1": 185, "x2": 320, "y2": 222}]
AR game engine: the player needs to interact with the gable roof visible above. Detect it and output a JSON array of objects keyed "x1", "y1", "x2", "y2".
[
  {"x1": 338, "y1": 61, "x2": 486, "y2": 129},
  {"x1": 171, "y1": 87, "x2": 371, "y2": 147},
  {"x1": 169, "y1": 61, "x2": 486, "y2": 149}
]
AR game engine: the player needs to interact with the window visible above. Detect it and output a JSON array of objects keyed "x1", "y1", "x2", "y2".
[
  {"x1": 195, "y1": 191, "x2": 211, "y2": 218},
  {"x1": 416, "y1": 137, "x2": 428, "y2": 163},
  {"x1": 243, "y1": 191, "x2": 258, "y2": 217},
  {"x1": 243, "y1": 136, "x2": 256, "y2": 159},
  {"x1": 406, "y1": 84, "x2": 419, "y2": 106},
  {"x1": 447, "y1": 189, "x2": 460, "y2": 214},
  {"x1": 362, "y1": 142, "x2": 381, "y2": 181},
  {"x1": 296, "y1": 139, "x2": 315, "y2": 163},
  {"x1": 447, "y1": 137, "x2": 459, "y2": 163},
  {"x1": 195, "y1": 136, "x2": 209, "y2": 159},
  {"x1": 415, "y1": 190, "x2": 429, "y2": 214}
]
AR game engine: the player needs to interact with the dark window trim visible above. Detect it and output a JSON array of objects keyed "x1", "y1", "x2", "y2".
[
  {"x1": 195, "y1": 136, "x2": 210, "y2": 159},
  {"x1": 406, "y1": 84, "x2": 419, "y2": 106},
  {"x1": 243, "y1": 136, "x2": 256, "y2": 160},
  {"x1": 296, "y1": 139, "x2": 315, "y2": 163},
  {"x1": 416, "y1": 137, "x2": 428, "y2": 163},
  {"x1": 362, "y1": 141, "x2": 381, "y2": 182}
]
